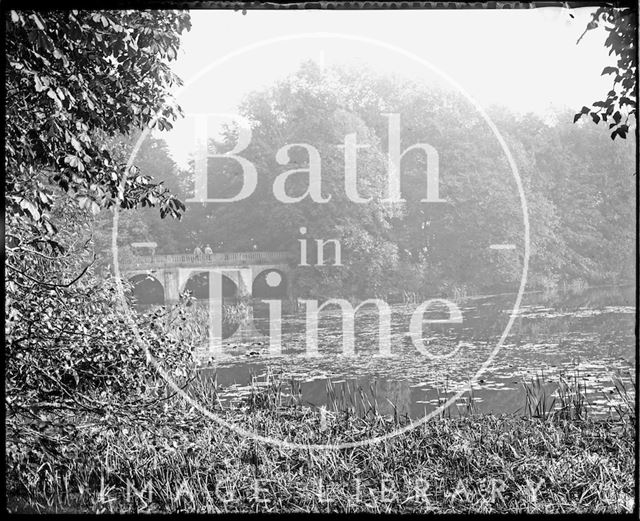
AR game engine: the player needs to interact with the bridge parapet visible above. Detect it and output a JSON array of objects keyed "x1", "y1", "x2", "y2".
[{"x1": 121, "y1": 251, "x2": 293, "y2": 270}]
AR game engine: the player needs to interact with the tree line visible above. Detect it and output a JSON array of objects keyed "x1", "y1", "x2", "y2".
[{"x1": 113, "y1": 62, "x2": 635, "y2": 300}]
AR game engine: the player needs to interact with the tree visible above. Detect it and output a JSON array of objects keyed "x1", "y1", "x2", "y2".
[
  {"x1": 5, "y1": 10, "x2": 190, "y2": 241},
  {"x1": 182, "y1": 62, "x2": 400, "y2": 300},
  {"x1": 92, "y1": 134, "x2": 191, "y2": 257},
  {"x1": 5, "y1": 10, "x2": 194, "y2": 488},
  {"x1": 107, "y1": 60, "x2": 633, "y2": 298},
  {"x1": 5, "y1": 9, "x2": 192, "y2": 398},
  {"x1": 175, "y1": 62, "x2": 556, "y2": 298},
  {"x1": 575, "y1": 5, "x2": 636, "y2": 140}
]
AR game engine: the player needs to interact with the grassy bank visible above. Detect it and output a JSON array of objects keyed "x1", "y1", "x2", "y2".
[{"x1": 6, "y1": 374, "x2": 635, "y2": 514}]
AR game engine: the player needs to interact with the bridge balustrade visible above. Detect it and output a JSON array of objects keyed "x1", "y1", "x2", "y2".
[{"x1": 121, "y1": 251, "x2": 292, "y2": 269}]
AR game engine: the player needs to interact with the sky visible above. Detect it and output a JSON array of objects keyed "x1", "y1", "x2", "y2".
[{"x1": 158, "y1": 7, "x2": 612, "y2": 167}]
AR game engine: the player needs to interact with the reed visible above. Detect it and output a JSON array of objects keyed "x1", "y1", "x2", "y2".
[{"x1": 6, "y1": 372, "x2": 634, "y2": 514}]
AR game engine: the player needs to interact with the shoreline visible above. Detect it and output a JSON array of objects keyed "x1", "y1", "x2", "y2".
[{"x1": 7, "y1": 375, "x2": 635, "y2": 514}]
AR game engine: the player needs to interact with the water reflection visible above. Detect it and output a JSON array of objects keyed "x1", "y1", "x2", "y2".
[{"x1": 187, "y1": 284, "x2": 635, "y2": 418}]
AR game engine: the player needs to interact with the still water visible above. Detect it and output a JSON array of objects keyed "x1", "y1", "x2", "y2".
[{"x1": 190, "y1": 284, "x2": 635, "y2": 419}]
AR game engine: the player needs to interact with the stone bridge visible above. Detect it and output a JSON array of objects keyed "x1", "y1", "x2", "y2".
[{"x1": 121, "y1": 251, "x2": 296, "y2": 306}]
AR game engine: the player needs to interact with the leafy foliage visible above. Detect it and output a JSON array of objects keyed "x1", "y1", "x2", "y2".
[
  {"x1": 5, "y1": 10, "x2": 194, "y2": 494},
  {"x1": 5, "y1": 192, "x2": 194, "y2": 494},
  {"x1": 142, "y1": 63, "x2": 633, "y2": 297},
  {"x1": 575, "y1": 6, "x2": 636, "y2": 140},
  {"x1": 5, "y1": 10, "x2": 190, "y2": 236}
]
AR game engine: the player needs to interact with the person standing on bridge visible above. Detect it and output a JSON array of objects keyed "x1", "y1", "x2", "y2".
[
  {"x1": 204, "y1": 244, "x2": 213, "y2": 255},
  {"x1": 193, "y1": 245, "x2": 203, "y2": 256}
]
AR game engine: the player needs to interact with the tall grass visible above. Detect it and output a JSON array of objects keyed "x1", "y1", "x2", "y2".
[
  {"x1": 601, "y1": 371, "x2": 636, "y2": 424},
  {"x1": 520, "y1": 369, "x2": 635, "y2": 424},
  {"x1": 7, "y1": 371, "x2": 635, "y2": 514}
]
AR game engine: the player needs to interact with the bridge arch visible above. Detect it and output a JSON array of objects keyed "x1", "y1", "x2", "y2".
[
  {"x1": 252, "y1": 268, "x2": 288, "y2": 299},
  {"x1": 129, "y1": 273, "x2": 165, "y2": 306},
  {"x1": 182, "y1": 271, "x2": 242, "y2": 340},
  {"x1": 183, "y1": 272, "x2": 238, "y2": 300}
]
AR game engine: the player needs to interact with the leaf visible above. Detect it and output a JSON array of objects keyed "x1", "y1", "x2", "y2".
[
  {"x1": 30, "y1": 13, "x2": 45, "y2": 30},
  {"x1": 64, "y1": 154, "x2": 79, "y2": 167},
  {"x1": 612, "y1": 124, "x2": 629, "y2": 139},
  {"x1": 19, "y1": 198, "x2": 40, "y2": 220},
  {"x1": 37, "y1": 190, "x2": 50, "y2": 204},
  {"x1": 77, "y1": 196, "x2": 89, "y2": 209},
  {"x1": 601, "y1": 66, "x2": 617, "y2": 76},
  {"x1": 34, "y1": 75, "x2": 47, "y2": 92},
  {"x1": 591, "y1": 113, "x2": 600, "y2": 124}
]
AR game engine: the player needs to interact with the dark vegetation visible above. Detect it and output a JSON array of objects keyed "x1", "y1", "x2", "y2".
[
  {"x1": 6, "y1": 370, "x2": 635, "y2": 513},
  {"x1": 4, "y1": 7, "x2": 636, "y2": 514},
  {"x1": 110, "y1": 64, "x2": 635, "y2": 299}
]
